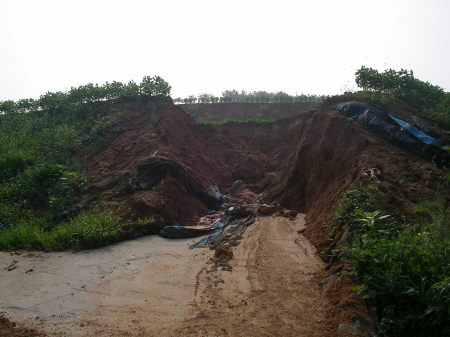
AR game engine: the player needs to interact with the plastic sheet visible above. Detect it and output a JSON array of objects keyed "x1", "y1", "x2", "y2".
[{"x1": 388, "y1": 114, "x2": 443, "y2": 148}]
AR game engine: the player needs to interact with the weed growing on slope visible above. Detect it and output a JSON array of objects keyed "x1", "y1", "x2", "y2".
[
  {"x1": 196, "y1": 120, "x2": 218, "y2": 129},
  {"x1": 332, "y1": 186, "x2": 377, "y2": 229},
  {"x1": 0, "y1": 210, "x2": 124, "y2": 250},
  {"x1": 339, "y1": 189, "x2": 450, "y2": 336}
]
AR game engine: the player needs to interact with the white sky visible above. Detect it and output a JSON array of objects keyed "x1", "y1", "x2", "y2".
[{"x1": 1, "y1": 0, "x2": 449, "y2": 101}]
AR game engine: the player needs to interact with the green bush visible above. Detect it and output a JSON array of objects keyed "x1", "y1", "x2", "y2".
[
  {"x1": 332, "y1": 187, "x2": 376, "y2": 228},
  {"x1": 0, "y1": 163, "x2": 85, "y2": 224},
  {"x1": 197, "y1": 120, "x2": 217, "y2": 129},
  {"x1": 343, "y1": 195, "x2": 450, "y2": 336}
]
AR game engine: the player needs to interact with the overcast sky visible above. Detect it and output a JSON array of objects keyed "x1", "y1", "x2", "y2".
[{"x1": 1, "y1": 0, "x2": 449, "y2": 101}]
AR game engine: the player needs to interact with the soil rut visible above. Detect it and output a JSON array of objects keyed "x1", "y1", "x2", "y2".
[{"x1": 175, "y1": 214, "x2": 325, "y2": 336}]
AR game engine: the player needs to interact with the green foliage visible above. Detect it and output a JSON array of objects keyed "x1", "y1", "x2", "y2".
[
  {"x1": 342, "y1": 193, "x2": 450, "y2": 336},
  {"x1": 0, "y1": 210, "x2": 124, "y2": 250},
  {"x1": 133, "y1": 217, "x2": 157, "y2": 236},
  {"x1": 140, "y1": 75, "x2": 171, "y2": 97},
  {"x1": 0, "y1": 162, "x2": 85, "y2": 224},
  {"x1": 429, "y1": 92, "x2": 450, "y2": 130},
  {"x1": 222, "y1": 118, "x2": 269, "y2": 124},
  {"x1": 355, "y1": 66, "x2": 445, "y2": 109},
  {"x1": 0, "y1": 153, "x2": 34, "y2": 182},
  {"x1": 354, "y1": 66, "x2": 450, "y2": 130},
  {"x1": 60, "y1": 210, "x2": 123, "y2": 249},
  {"x1": 0, "y1": 75, "x2": 171, "y2": 247},
  {"x1": 197, "y1": 118, "x2": 269, "y2": 128},
  {"x1": 332, "y1": 188, "x2": 376, "y2": 228},
  {"x1": 0, "y1": 219, "x2": 46, "y2": 250},
  {"x1": 0, "y1": 106, "x2": 91, "y2": 223},
  {"x1": 345, "y1": 90, "x2": 396, "y2": 107},
  {"x1": 196, "y1": 120, "x2": 218, "y2": 129},
  {"x1": 0, "y1": 75, "x2": 171, "y2": 115},
  {"x1": 176, "y1": 90, "x2": 329, "y2": 104},
  {"x1": 136, "y1": 216, "x2": 156, "y2": 228}
]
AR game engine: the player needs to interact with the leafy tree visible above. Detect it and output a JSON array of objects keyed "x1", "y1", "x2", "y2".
[
  {"x1": 16, "y1": 98, "x2": 38, "y2": 113},
  {"x1": 198, "y1": 93, "x2": 216, "y2": 103},
  {"x1": 222, "y1": 89, "x2": 239, "y2": 98},
  {"x1": 0, "y1": 100, "x2": 16, "y2": 114},
  {"x1": 120, "y1": 80, "x2": 140, "y2": 102},
  {"x1": 355, "y1": 66, "x2": 445, "y2": 109},
  {"x1": 39, "y1": 91, "x2": 69, "y2": 115},
  {"x1": 177, "y1": 89, "x2": 329, "y2": 105},
  {"x1": 140, "y1": 75, "x2": 171, "y2": 98},
  {"x1": 104, "y1": 81, "x2": 125, "y2": 100}
]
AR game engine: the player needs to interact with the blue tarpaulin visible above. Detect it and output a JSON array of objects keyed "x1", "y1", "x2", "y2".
[{"x1": 388, "y1": 114, "x2": 444, "y2": 148}]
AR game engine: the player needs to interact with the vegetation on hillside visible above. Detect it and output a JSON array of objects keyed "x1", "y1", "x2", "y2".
[
  {"x1": 334, "y1": 186, "x2": 450, "y2": 336},
  {"x1": 174, "y1": 90, "x2": 329, "y2": 104},
  {"x1": 331, "y1": 67, "x2": 450, "y2": 336},
  {"x1": 0, "y1": 76, "x2": 171, "y2": 250},
  {"x1": 346, "y1": 66, "x2": 450, "y2": 131}
]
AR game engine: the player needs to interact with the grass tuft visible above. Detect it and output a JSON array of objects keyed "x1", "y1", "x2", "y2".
[{"x1": 0, "y1": 210, "x2": 124, "y2": 250}]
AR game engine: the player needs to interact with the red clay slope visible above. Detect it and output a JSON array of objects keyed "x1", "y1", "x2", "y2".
[
  {"x1": 75, "y1": 98, "x2": 448, "y2": 246},
  {"x1": 72, "y1": 98, "x2": 448, "y2": 335}
]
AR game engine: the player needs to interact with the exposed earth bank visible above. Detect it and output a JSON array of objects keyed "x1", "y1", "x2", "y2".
[
  {"x1": 1, "y1": 98, "x2": 449, "y2": 336},
  {"x1": 179, "y1": 101, "x2": 321, "y2": 122}
]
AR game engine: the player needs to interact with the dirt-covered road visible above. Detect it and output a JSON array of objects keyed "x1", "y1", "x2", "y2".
[
  {"x1": 0, "y1": 214, "x2": 326, "y2": 336},
  {"x1": 177, "y1": 214, "x2": 326, "y2": 336}
]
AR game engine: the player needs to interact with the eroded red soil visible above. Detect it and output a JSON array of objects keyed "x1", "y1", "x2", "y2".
[{"x1": 2, "y1": 98, "x2": 449, "y2": 336}]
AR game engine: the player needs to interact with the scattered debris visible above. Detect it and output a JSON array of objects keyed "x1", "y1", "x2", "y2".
[
  {"x1": 363, "y1": 167, "x2": 381, "y2": 183},
  {"x1": 6, "y1": 260, "x2": 18, "y2": 271},
  {"x1": 278, "y1": 209, "x2": 298, "y2": 220},
  {"x1": 209, "y1": 244, "x2": 235, "y2": 271},
  {"x1": 257, "y1": 204, "x2": 281, "y2": 214}
]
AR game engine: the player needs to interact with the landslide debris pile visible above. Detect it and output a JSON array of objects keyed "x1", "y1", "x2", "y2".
[
  {"x1": 114, "y1": 156, "x2": 222, "y2": 211},
  {"x1": 73, "y1": 96, "x2": 449, "y2": 256}
]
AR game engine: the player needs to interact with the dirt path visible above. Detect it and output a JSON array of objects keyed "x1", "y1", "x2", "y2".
[
  {"x1": 176, "y1": 214, "x2": 326, "y2": 336},
  {"x1": 0, "y1": 215, "x2": 326, "y2": 336}
]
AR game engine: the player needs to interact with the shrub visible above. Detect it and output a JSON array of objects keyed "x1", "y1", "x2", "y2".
[{"x1": 343, "y1": 194, "x2": 450, "y2": 336}]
